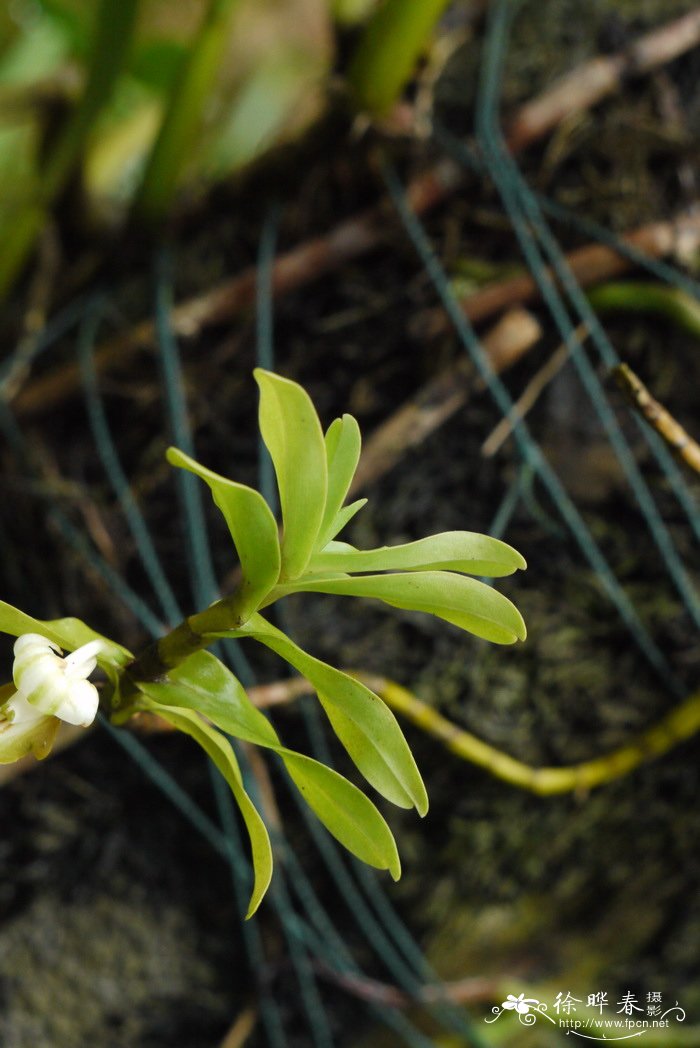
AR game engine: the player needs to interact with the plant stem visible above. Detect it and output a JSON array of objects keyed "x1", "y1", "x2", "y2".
[
  {"x1": 346, "y1": 0, "x2": 452, "y2": 115},
  {"x1": 0, "y1": 0, "x2": 140, "y2": 300},
  {"x1": 117, "y1": 587, "x2": 249, "y2": 705},
  {"x1": 133, "y1": 0, "x2": 240, "y2": 224}
]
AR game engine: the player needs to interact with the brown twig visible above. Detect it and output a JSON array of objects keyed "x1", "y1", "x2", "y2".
[
  {"x1": 505, "y1": 7, "x2": 700, "y2": 153},
  {"x1": 12, "y1": 158, "x2": 463, "y2": 418},
  {"x1": 417, "y1": 210, "x2": 700, "y2": 339},
  {"x1": 313, "y1": 961, "x2": 506, "y2": 1009},
  {"x1": 480, "y1": 325, "x2": 586, "y2": 457},
  {"x1": 218, "y1": 1006, "x2": 258, "y2": 1048},
  {"x1": 13, "y1": 7, "x2": 700, "y2": 418},
  {"x1": 614, "y1": 362, "x2": 700, "y2": 475},
  {"x1": 349, "y1": 308, "x2": 542, "y2": 494}
]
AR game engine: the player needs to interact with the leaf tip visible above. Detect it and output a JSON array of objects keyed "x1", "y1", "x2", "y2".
[
  {"x1": 245, "y1": 897, "x2": 262, "y2": 920},
  {"x1": 165, "y1": 445, "x2": 186, "y2": 468}
]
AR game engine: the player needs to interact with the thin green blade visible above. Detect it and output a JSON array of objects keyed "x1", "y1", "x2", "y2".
[
  {"x1": 147, "y1": 701, "x2": 273, "y2": 918},
  {"x1": 254, "y1": 369, "x2": 327, "y2": 580},
  {"x1": 138, "y1": 651, "x2": 401, "y2": 876},
  {"x1": 220, "y1": 615, "x2": 428, "y2": 815},
  {"x1": 308, "y1": 531, "x2": 526, "y2": 577},
  {"x1": 281, "y1": 751, "x2": 401, "y2": 878},
  {"x1": 317, "y1": 414, "x2": 362, "y2": 549},
  {"x1": 275, "y1": 572, "x2": 527, "y2": 645},
  {"x1": 167, "y1": 446, "x2": 281, "y2": 622}
]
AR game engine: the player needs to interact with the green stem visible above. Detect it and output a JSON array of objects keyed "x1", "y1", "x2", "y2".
[
  {"x1": 369, "y1": 674, "x2": 700, "y2": 796},
  {"x1": 587, "y1": 281, "x2": 700, "y2": 340},
  {"x1": 0, "y1": 0, "x2": 140, "y2": 300},
  {"x1": 117, "y1": 586, "x2": 250, "y2": 706},
  {"x1": 346, "y1": 0, "x2": 452, "y2": 116},
  {"x1": 133, "y1": 0, "x2": 240, "y2": 224}
]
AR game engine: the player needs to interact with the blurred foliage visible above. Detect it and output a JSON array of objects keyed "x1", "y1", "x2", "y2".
[{"x1": 0, "y1": 0, "x2": 453, "y2": 298}]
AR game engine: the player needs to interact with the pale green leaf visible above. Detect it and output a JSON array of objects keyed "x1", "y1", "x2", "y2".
[
  {"x1": 320, "y1": 498, "x2": 368, "y2": 545},
  {"x1": 147, "y1": 700, "x2": 273, "y2": 918},
  {"x1": 254, "y1": 369, "x2": 327, "y2": 580},
  {"x1": 138, "y1": 650, "x2": 279, "y2": 750},
  {"x1": 308, "y1": 531, "x2": 526, "y2": 577},
  {"x1": 274, "y1": 572, "x2": 526, "y2": 644},
  {"x1": 281, "y1": 751, "x2": 400, "y2": 878},
  {"x1": 0, "y1": 601, "x2": 66, "y2": 645},
  {"x1": 317, "y1": 414, "x2": 362, "y2": 548},
  {"x1": 139, "y1": 651, "x2": 401, "y2": 875},
  {"x1": 218, "y1": 615, "x2": 428, "y2": 815},
  {"x1": 166, "y1": 446, "x2": 280, "y2": 622}
]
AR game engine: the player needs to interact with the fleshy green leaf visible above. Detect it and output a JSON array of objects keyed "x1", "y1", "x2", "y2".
[
  {"x1": 281, "y1": 751, "x2": 400, "y2": 879},
  {"x1": 320, "y1": 498, "x2": 368, "y2": 545},
  {"x1": 272, "y1": 572, "x2": 526, "y2": 645},
  {"x1": 166, "y1": 446, "x2": 281, "y2": 623},
  {"x1": 308, "y1": 531, "x2": 526, "y2": 577},
  {"x1": 146, "y1": 700, "x2": 273, "y2": 918},
  {"x1": 216, "y1": 615, "x2": 428, "y2": 815},
  {"x1": 317, "y1": 414, "x2": 362, "y2": 549},
  {"x1": 138, "y1": 651, "x2": 401, "y2": 875},
  {"x1": 255, "y1": 369, "x2": 327, "y2": 580},
  {"x1": 0, "y1": 601, "x2": 66, "y2": 646},
  {"x1": 138, "y1": 650, "x2": 280, "y2": 750}
]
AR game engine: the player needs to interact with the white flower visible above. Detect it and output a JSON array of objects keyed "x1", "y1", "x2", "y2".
[{"x1": 10, "y1": 633, "x2": 103, "y2": 727}]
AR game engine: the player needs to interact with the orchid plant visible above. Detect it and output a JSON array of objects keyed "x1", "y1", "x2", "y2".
[{"x1": 0, "y1": 370, "x2": 526, "y2": 915}]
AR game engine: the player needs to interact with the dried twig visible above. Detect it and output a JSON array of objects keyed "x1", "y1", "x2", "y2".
[
  {"x1": 218, "y1": 1006, "x2": 258, "y2": 1048},
  {"x1": 254, "y1": 672, "x2": 700, "y2": 797},
  {"x1": 350, "y1": 308, "x2": 542, "y2": 494},
  {"x1": 417, "y1": 210, "x2": 700, "y2": 339},
  {"x1": 313, "y1": 962, "x2": 507, "y2": 1009},
  {"x1": 505, "y1": 7, "x2": 700, "y2": 153},
  {"x1": 13, "y1": 158, "x2": 463, "y2": 417},
  {"x1": 614, "y1": 362, "x2": 700, "y2": 475},
  {"x1": 14, "y1": 7, "x2": 700, "y2": 418},
  {"x1": 480, "y1": 325, "x2": 586, "y2": 457}
]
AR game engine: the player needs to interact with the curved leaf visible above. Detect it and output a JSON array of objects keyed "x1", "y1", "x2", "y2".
[
  {"x1": 317, "y1": 414, "x2": 362, "y2": 549},
  {"x1": 255, "y1": 369, "x2": 327, "y2": 580},
  {"x1": 308, "y1": 531, "x2": 526, "y2": 577},
  {"x1": 282, "y1": 751, "x2": 400, "y2": 879},
  {"x1": 138, "y1": 650, "x2": 279, "y2": 749},
  {"x1": 0, "y1": 602, "x2": 67, "y2": 646},
  {"x1": 220, "y1": 615, "x2": 428, "y2": 815},
  {"x1": 167, "y1": 446, "x2": 280, "y2": 622},
  {"x1": 139, "y1": 651, "x2": 401, "y2": 875},
  {"x1": 147, "y1": 700, "x2": 273, "y2": 918},
  {"x1": 320, "y1": 498, "x2": 368, "y2": 545},
  {"x1": 274, "y1": 572, "x2": 526, "y2": 645}
]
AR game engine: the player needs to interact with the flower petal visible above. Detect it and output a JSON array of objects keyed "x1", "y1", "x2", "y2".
[
  {"x1": 54, "y1": 679, "x2": 99, "y2": 727},
  {"x1": 0, "y1": 709, "x2": 59, "y2": 763},
  {"x1": 64, "y1": 640, "x2": 104, "y2": 680}
]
